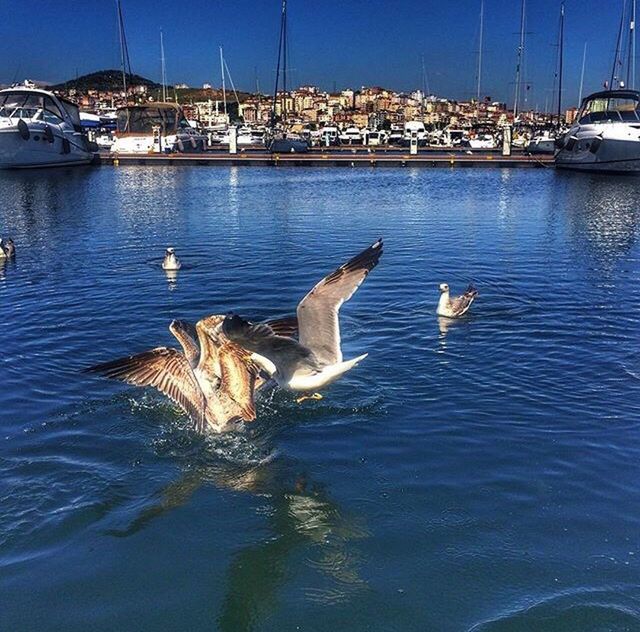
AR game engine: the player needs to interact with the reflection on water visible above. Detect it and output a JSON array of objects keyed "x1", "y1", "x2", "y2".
[
  {"x1": 562, "y1": 173, "x2": 640, "y2": 273},
  {"x1": 106, "y1": 447, "x2": 368, "y2": 632}
]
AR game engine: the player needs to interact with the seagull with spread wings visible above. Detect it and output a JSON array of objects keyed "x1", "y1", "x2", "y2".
[
  {"x1": 222, "y1": 239, "x2": 383, "y2": 402},
  {"x1": 86, "y1": 315, "x2": 289, "y2": 433}
]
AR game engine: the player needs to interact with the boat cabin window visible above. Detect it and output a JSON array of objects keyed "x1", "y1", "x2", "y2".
[
  {"x1": 42, "y1": 97, "x2": 64, "y2": 124},
  {"x1": 578, "y1": 96, "x2": 640, "y2": 123},
  {"x1": 0, "y1": 92, "x2": 43, "y2": 120}
]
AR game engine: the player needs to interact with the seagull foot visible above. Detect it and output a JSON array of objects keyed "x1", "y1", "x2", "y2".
[{"x1": 296, "y1": 392, "x2": 323, "y2": 404}]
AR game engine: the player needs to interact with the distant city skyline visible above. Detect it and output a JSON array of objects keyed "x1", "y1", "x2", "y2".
[{"x1": 0, "y1": 1, "x2": 633, "y2": 109}]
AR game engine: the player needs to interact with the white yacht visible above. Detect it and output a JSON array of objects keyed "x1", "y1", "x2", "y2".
[
  {"x1": 338, "y1": 125, "x2": 363, "y2": 145},
  {"x1": 363, "y1": 129, "x2": 388, "y2": 146},
  {"x1": 0, "y1": 82, "x2": 95, "y2": 168},
  {"x1": 111, "y1": 102, "x2": 207, "y2": 154},
  {"x1": 318, "y1": 125, "x2": 339, "y2": 146},
  {"x1": 555, "y1": 89, "x2": 640, "y2": 172}
]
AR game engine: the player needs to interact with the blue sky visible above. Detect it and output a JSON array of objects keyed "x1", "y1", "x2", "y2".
[{"x1": 0, "y1": 1, "x2": 631, "y2": 108}]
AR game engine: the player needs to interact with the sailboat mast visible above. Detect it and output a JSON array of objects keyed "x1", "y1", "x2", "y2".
[
  {"x1": 514, "y1": 0, "x2": 526, "y2": 118},
  {"x1": 627, "y1": 0, "x2": 636, "y2": 88},
  {"x1": 611, "y1": 1, "x2": 626, "y2": 89},
  {"x1": 634, "y1": 0, "x2": 637, "y2": 89},
  {"x1": 476, "y1": 0, "x2": 484, "y2": 120},
  {"x1": 282, "y1": 0, "x2": 288, "y2": 122},
  {"x1": 160, "y1": 29, "x2": 167, "y2": 102},
  {"x1": 578, "y1": 42, "x2": 587, "y2": 106},
  {"x1": 116, "y1": 0, "x2": 127, "y2": 95},
  {"x1": 557, "y1": 3, "x2": 564, "y2": 126},
  {"x1": 219, "y1": 46, "x2": 227, "y2": 117},
  {"x1": 271, "y1": 0, "x2": 286, "y2": 126}
]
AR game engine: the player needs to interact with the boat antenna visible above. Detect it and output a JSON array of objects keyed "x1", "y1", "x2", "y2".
[
  {"x1": 219, "y1": 46, "x2": 227, "y2": 117},
  {"x1": 271, "y1": 0, "x2": 286, "y2": 126},
  {"x1": 160, "y1": 29, "x2": 167, "y2": 102},
  {"x1": 476, "y1": 0, "x2": 484, "y2": 120},
  {"x1": 611, "y1": 1, "x2": 626, "y2": 89},
  {"x1": 578, "y1": 42, "x2": 587, "y2": 106},
  {"x1": 557, "y1": 2, "x2": 564, "y2": 127},
  {"x1": 514, "y1": 0, "x2": 526, "y2": 119}
]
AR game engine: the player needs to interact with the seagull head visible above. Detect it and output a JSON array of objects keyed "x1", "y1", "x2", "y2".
[
  {"x1": 165, "y1": 247, "x2": 175, "y2": 255},
  {"x1": 439, "y1": 283, "x2": 449, "y2": 293}
]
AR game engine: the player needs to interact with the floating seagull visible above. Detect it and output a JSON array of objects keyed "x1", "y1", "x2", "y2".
[
  {"x1": 222, "y1": 238, "x2": 383, "y2": 402},
  {"x1": 87, "y1": 315, "x2": 261, "y2": 433},
  {"x1": 436, "y1": 283, "x2": 478, "y2": 318},
  {"x1": 0, "y1": 238, "x2": 15, "y2": 258},
  {"x1": 162, "y1": 247, "x2": 181, "y2": 271}
]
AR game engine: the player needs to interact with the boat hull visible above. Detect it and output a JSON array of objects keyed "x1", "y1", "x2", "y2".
[
  {"x1": 0, "y1": 127, "x2": 93, "y2": 169},
  {"x1": 556, "y1": 136, "x2": 640, "y2": 173}
]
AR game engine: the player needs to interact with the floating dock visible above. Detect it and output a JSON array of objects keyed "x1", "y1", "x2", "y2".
[{"x1": 103, "y1": 149, "x2": 554, "y2": 169}]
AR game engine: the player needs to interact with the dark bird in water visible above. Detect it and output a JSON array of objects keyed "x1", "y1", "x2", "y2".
[
  {"x1": 0, "y1": 238, "x2": 15, "y2": 258},
  {"x1": 222, "y1": 238, "x2": 383, "y2": 402},
  {"x1": 87, "y1": 315, "x2": 299, "y2": 433},
  {"x1": 436, "y1": 283, "x2": 478, "y2": 318}
]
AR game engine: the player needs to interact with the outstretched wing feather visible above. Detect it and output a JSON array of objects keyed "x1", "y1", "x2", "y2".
[
  {"x1": 296, "y1": 239, "x2": 383, "y2": 365},
  {"x1": 87, "y1": 348, "x2": 206, "y2": 432}
]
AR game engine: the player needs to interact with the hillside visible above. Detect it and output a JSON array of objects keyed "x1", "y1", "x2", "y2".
[{"x1": 52, "y1": 69, "x2": 161, "y2": 92}]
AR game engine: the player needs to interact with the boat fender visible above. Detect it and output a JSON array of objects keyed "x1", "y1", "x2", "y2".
[
  {"x1": 61, "y1": 137, "x2": 71, "y2": 154},
  {"x1": 44, "y1": 125, "x2": 54, "y2": 144},
  {"x1": 17, "y1": 119, "x2": 30, "y2": 140},
  {"x1": 190, "y1": 137, "x2": 197, "y2": 149},
  {"x1": 589, "y1": 137, "x2": 602, "y2": 154},
  {"x1": 176, "y1": 139, "x2": 185, "y2": 152},
  {"x1": 565, "y1": 136, "x2": 577, "y2": 151}
]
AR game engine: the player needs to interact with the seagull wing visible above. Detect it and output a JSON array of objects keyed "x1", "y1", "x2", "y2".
[
  {"x1": 296, "y1": 238, "x2": 383, "y2": 365},
  {"x1": 169, "y1": 319, "x2": 200, "y2": 368},
  {"x1": 222, "y1": 314, "x2": 314, "y2": 374},
  {"x1": 86, "y1": 348, "x2": 207, "y2": 432},
  {"x1": 450, "y1": 285, "x2": 478, "y2": 317},
  {"x1": 217, "y1": 341, "x2": 260, "y2": 422},
  {"x1": 265, "y1": 315, "x2": 299, "y2": 339}
]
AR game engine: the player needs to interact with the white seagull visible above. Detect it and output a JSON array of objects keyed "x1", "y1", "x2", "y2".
[
  {"x1": 436, "y1": 283, "x2": 478, "y2": 318},
  {"x1": 162, "y1": 247, "x2": 181, "y2": 271},
  {"x1": 222, "y1": 238, "x2": 383, "y2": 401}
]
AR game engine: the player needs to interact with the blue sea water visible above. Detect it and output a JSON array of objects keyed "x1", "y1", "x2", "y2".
[{"x1": 1, "y1": 165, "x2": 639, "y2": 631}]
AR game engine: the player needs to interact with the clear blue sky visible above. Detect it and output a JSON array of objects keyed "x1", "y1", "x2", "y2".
[{"x1": 0, "y1": 1, "x2": 630, "y2": 108}]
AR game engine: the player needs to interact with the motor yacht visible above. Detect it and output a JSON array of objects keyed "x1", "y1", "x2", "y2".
[
  {"x1": 338, "y1": 125, "x2": 363, "y2": 145},
  {"x1": 111, "y1": 102, "x2": 207, "y2": 154},
  {"x1": 555, "y1": 89, "x2": 640, "y2": 172},
  {"x1": 0, "y1": 81, "x2": 95, "y2": 168}
]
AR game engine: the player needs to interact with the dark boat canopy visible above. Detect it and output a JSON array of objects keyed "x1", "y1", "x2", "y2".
[
  {"x1": 580, "y1": 89, "x2": 640, "y2": 105},
  {"x1": 116, "y1": 102, "x2": 190, "y2": 134}
]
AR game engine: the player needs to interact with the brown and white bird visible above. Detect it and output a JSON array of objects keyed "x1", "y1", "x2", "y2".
[
  {"x1": 87, "y1": 315, "x2": 263, "y2": 433},
  {"x1": 222, "y1": 239, "x2": 383, "y2": 400},
  {"x1": 436, "y1": 283, "x2": 478, "y2": 318}
]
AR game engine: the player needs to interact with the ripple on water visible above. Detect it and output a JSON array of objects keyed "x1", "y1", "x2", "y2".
[{"x1": 470, "y1": 588, "x2": 640, "y2": 632}]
